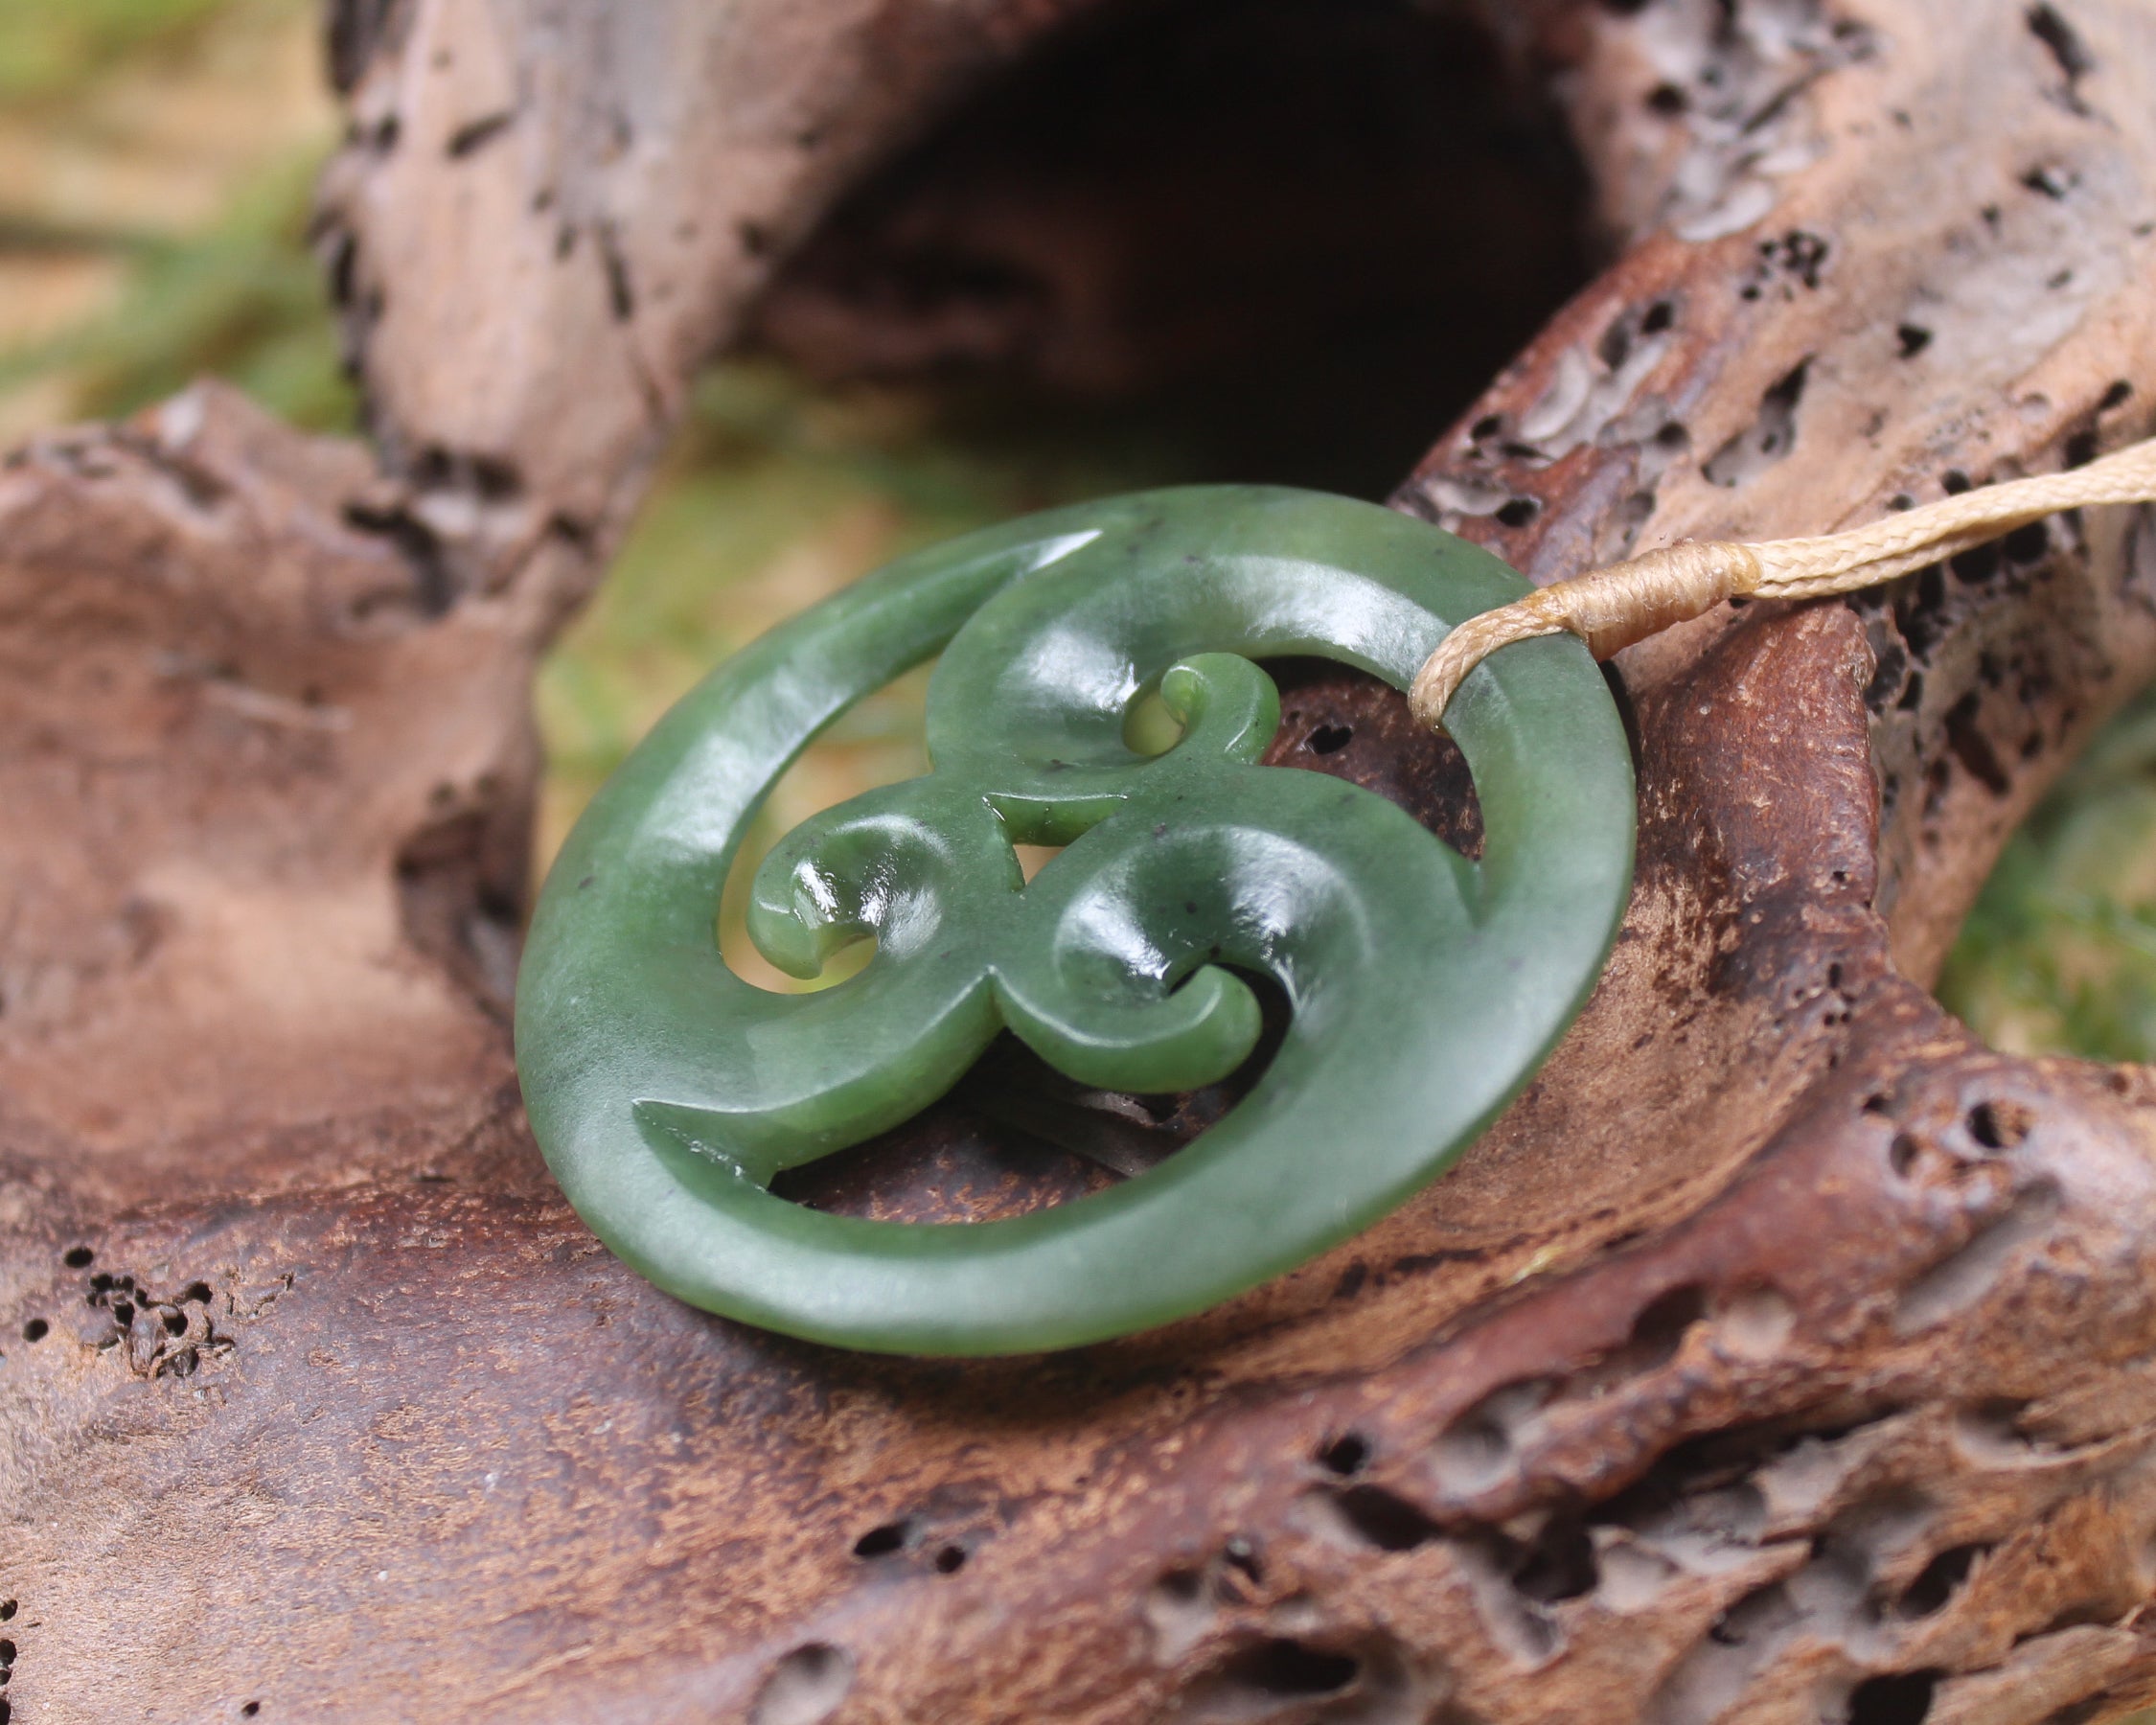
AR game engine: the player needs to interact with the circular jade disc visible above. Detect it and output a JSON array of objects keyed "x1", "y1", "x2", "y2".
[{"x1": 515, "y1": 486, "x2": 1634, "y2": 1355}]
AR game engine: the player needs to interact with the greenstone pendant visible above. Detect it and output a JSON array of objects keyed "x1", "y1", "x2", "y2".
[{"x1": 515, "y1": 486, "x2": 1634, "y2": 1355}]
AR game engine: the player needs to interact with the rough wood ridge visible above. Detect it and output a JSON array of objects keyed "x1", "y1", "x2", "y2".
[{"x1": 7, "y1": 1, "x2": 2156, "y2": 1720}]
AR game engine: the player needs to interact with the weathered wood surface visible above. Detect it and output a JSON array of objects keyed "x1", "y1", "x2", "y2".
[{"x1": 9, "y1": 1, "x2": 2156, "y2": 1720}]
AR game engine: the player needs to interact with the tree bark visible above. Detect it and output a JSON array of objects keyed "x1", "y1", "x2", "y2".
[{"x1": 9, "y1": 1, "x2": 2156, "y2": 1721}]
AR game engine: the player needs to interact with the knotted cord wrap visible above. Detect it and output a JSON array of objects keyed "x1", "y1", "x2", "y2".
[{"x1": 1409, "y1": 432, "x2": 2156, "y2": 730}]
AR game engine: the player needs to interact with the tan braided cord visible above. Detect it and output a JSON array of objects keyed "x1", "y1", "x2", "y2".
[{"x1": 1409, "y1": 435, "x2": 2156, "y2": 730}]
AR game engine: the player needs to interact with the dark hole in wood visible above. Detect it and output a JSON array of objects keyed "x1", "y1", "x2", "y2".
[
  {"x1": 19, "y1": 1320, "x2": 45, "y2": 1344},
  {"x1": 2004, "y1": 521, "x2": 2051, "y2": 562},
  {"x1": 1218, "y1": 1639, "x2": 1360, "y2": 1697},
  {"x1": 1847, "y1": 1668, "x2": 1941, "y2": 1725},
  {"x1": 2026, "y1": 3, "x2": 2093, "y2": 82},
  {"x1": 1967, "y1": 1099, "x2": 2031, "y2": 1150},
  {"x1": 1157, "y1": 1568, "x2": 1203, "y2": 1604},
  {"x1": 1316, "y1": 1432, "x2": 1370, "y2": 1476},
  {"x1": 1943, "y1": 693, "x2": 2010, "y2": 796},
  {"x1": 1897, "y1": 1544, "x2": 1984, "y2": 1617},
  {"x1": 1629, "y1": 1283, "x2": 1709, "y2": 1367},
  {"x1": 1330, "y1": 1484, "x2": 1440, "y2": 1552},
  {"x1": 1306, "y1": 723, "x2": 1353, "y2": 755},
  {"x1": 62, "y1": 1247, "x2": 92, "y2": 1269},
  {"x1": 751, "y1": 0, "x2": 1592, "y2": 498},
  {"x1": 853, "y1": 1521, "x2": 910, "y2": 1559},
  {"x1": 1510, "y1": 1515, "x2": 1598, "y2": 1603}
]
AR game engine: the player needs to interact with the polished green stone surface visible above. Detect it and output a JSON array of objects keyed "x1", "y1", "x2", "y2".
[{"x1": 515, "y1": 486, "x2": 1635, "y2": 1355}]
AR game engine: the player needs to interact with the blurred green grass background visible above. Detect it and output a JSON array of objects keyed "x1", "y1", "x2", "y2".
[{"x1": 5, "y1": 0, "x2": 2152, "y2": 1056}]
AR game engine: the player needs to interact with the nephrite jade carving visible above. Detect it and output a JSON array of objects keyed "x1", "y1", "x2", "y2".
[{"x1": 516, "y1": 486, "x2": 1634, "y2": 1354}]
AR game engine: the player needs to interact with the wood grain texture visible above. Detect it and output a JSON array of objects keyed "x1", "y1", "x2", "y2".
[{"x1": 10, "y1": 0, "x2": 2156, "y2": 1720}]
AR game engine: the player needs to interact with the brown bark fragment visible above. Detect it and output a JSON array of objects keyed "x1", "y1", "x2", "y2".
[{"x1": 9, "y1": 1, "x2": 2156, "y2": 1722}]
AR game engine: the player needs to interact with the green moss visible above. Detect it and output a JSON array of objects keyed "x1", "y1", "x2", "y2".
[
  {"x1": 0, "y1": 0, "x2": 234, "y2": 104},
  {"x1": 1, "y1": 146, "x2": 356, "y2": 432},
  {"x1": 1937, "y1": 686, "x2": 2156, "y2": 1061}
]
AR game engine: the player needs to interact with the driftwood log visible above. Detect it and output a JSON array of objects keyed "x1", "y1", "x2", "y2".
[{"x1": 9, "y1": 0, "x2": 2156, "y2": 1719}]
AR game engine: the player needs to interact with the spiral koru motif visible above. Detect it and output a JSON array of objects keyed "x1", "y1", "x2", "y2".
[{"x1": 516, "y1": 487, "x2": 1634, "y2": 1354}]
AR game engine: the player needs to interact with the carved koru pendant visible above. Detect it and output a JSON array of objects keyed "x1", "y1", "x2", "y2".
[{"x1": 516, "y1": 487, "x2": 1635, "y2": 1354}]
